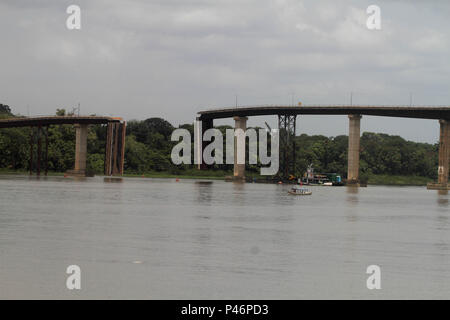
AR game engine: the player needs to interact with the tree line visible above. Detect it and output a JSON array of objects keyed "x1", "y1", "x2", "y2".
[{"x1": 0, "y1": 106, "x2": 439, "y2": 179}]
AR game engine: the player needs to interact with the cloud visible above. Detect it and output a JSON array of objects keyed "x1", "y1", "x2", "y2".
[{"x1": 411, "y1": 31, "x2": 448, "y2": 52}]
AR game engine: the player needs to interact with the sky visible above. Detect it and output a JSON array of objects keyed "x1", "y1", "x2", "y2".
[{"x1": 1, "y1": 0, "x2": 449, "y2": 143}]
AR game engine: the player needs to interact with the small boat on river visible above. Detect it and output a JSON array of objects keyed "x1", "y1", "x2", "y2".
[{"x1": 288, "y1": 186, "x2": 312, "y2": 196}]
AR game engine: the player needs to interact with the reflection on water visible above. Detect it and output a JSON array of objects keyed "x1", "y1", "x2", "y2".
[
  {"x1": 344, "y1": 186, "x2": 359, "y2": 222},
  {"x1": 437, "y1": 190, "x2": 449, "y2": 206},
  {"x1": 104, "y1": 177, "x2": 124, "y2": 183},
  {"x1": 0, "y1": 175, "x2": 449, "y2": 299},
  {"x1": 346, "y1": 185, "x2": 359, "y2": 206},
  {"x1": 346, "y1": 185, "x2": 359, "y2": 194},
  {"x1": 195, "y1": 181, "x2": 213, "y2": 204},
  {"x1": 231, "y1": 181, "x2": 246, "y2": 206}
]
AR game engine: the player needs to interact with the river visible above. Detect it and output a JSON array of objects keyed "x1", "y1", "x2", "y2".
[{"x1": 0, "y1": 175, "x2": 448, "y2": 299}]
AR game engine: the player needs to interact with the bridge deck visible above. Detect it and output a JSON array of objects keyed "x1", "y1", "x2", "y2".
[
  {"x1": 198, "y1": 105, "x2": 450, "y2": 120},
  {"x1": 0, "y1": 116, "x2": 123, "y2": 128}
]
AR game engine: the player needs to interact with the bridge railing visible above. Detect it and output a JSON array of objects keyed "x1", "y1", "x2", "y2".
[{"x1": 199, "y1": 104, "x2": 450, "y2": 112}]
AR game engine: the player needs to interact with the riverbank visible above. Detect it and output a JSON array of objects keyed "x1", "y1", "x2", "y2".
[
  {"x1": 0, "y1": 169, "x2": 230, "y2": 180},
  {"x1": 0, "y1": 169, "x2": 65, "y2": 176},
  {"x1": 124, "y1": 170, "x2": 229, "y2": 180},
  {"x1": 132, "y1": 172, "x2": 433, "y2": 186},
  {"x1": 132, "y1": 172, "x2": 432, "y2": 186},
  {"x1": 365, "y1": 174, "x2": 431, "y2": 186},
  {"x1": 0, "y1": 169, "x2": 433, "y2": 186}
]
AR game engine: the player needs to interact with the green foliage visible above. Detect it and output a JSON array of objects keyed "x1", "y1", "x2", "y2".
[
  {"x1": 295, "y1": 134, "x2": 348, "y2": 175},
  {"x1": 365, "y1": 174, "x2": 431, "y2": 186},
  {"x1": 0, "y1": 104, "x2": 12, "y2": 115},
  {"x1": 124, "y1": 134, "x2": 172, "y2": 173},
  {"x1": 56, "y1": 109, "x2": 66, "y2": 116},
  {"x1": 124, "y1": 134, "x2": 152, "y2": 172},
  {"x1": 46, "y1": 125, "x2": 75, "y2": 171},
  {"x1": 0, "y1": 127, "x2": 30, "y2": 169},
  {"x1": 87, "y1": 153, "x2": 104, "y2": 174},
  {"x1": 360, "y1": 132, "x2": 438, "y2": 178},
  {"x1": 127, "y1": 117, "x2": 174, "y2": 147}
]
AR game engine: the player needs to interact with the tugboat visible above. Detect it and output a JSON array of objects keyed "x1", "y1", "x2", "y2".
[
  {"x1": 300, "y1": 164, "x2": 344, "y2": 186},
  {"x1": 288, "y1": 186, "x2": 312, "y2": 196}
]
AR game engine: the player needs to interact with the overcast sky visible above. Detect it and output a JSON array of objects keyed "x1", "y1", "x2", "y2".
[{"x1": 1, "y1": 0, "x2": 449, "y2": 142}]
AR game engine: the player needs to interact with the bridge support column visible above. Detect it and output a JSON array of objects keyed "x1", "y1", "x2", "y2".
[
  {"x1": 29, "y1": 127, "x2": 34, "y2": 175},
  {"x1": 105, "y1": 122, "x2": 127, "y2": 176},
  {"x1": 278, "y1": 114, "x2": 297, "y2": 179},
  {"x1": 233, "y1": 116, "x2": 247, "y2": 180},
  {"x1": 68, "y1": 124, "x2": 88, "y2": 176},
  {"x1": 347, "y1": 114, "x2": 362, "y2": 185},
  {"x1": 428, "y1": 119, "x2": 450, "y2": 190},
  {"x1": 37, "y1": 125, "x2": 42, "y2": 176},
  {"x1": 45, "y1": 126, "x2": 49, "y2": 176}
]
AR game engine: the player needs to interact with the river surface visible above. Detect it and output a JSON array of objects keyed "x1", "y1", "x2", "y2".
[{"x1": 0, "y1": 175, "x2": 449, "y2": 299}]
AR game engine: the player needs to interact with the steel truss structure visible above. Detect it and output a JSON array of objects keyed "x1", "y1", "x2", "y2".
[{"x1": 278, "y1": 114, "x2": 297, "y2": 179}]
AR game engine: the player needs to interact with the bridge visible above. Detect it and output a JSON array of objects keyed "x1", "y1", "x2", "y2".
[
  {"x1": 197, "y1": 105, "x2": 450, "y2": 190},
  {"x1": 0, "y1": 116, "x2": 126, "y2": 177}
]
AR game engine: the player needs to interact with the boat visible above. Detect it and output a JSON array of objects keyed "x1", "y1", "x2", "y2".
[
  {"x1": 301, "y1": 164, "x2": 344, "y2": 186},
  {"x1": 288, "y1": 186, "x2": 312, "y2": 196}
]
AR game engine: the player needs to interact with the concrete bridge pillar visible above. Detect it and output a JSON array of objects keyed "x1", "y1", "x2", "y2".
[
  {"x1": 233, "y1": 116, "x2": 247, "y2": 180},
  {"x1": 428, "y1": 120, "x2": 450, "y2": 190},
  {"x1": 437, "y1": 120, "x2": 450, "y2": 185},
  {"x1": 72, "y1": 124, "x2": 88, "y2": 176},
  {"x1": 347, "y1": 114, "x2": 362, "y2": 184}
]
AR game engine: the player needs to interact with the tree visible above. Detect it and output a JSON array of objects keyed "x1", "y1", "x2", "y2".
[
  {"x1": 0, "y1": 104, "x2": 12, "y2": 115},
  {"x1": 56, "y1": 109, "x2": 66, "y2": 116}
]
